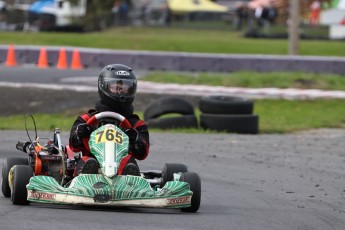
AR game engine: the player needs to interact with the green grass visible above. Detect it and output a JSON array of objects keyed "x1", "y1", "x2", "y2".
[
  {"x1": 1, "y1": 27, "x2": 345, "y2": 56},
  {"x1": 143, "y1": 71, "x2": 345, "y2": 90},
  {"x1": 256, "y1": 99, "x2": 345, "y2": 133},
  {"x1": 1, "y1": 99, "x2": 344, "y2": 134},
  {"x1": 0, "y1": 114, "x2": 77, "y2": 131}
]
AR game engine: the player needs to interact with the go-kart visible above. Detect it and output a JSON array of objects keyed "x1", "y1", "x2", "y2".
[{"x1": 1, "y1": 112, "x2": 201, "y2": 212}]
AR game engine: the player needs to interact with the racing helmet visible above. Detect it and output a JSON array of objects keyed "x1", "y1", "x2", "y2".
[{"x1": 98, "y1": 64, "x2": 137, "y2": 108}]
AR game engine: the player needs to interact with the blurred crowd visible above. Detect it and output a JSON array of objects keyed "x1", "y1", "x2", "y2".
[
  {"x1": 113, "y1": 0, "x2": 172, "y2": 26},
  {"x1": 0, "y1": 0, "x2": 336, "y2": 32},
  {"x1": 234, "y1": 0, "x2": 278, "y2": 30},
  {"x1": 233, "y1": 0, "x2": 333, "y2": 31}
]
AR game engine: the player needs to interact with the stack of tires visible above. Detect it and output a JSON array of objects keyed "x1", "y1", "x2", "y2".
[
  {"x1": 199, "y1": 95, "x2": 259, "y2": 134},
  {"x1": 144, "y1": 96, "x2": 198, "y2": 129}
]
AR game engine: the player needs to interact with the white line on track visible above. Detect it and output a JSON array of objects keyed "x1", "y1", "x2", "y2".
[{"x1": 1, "y1": 81, "x2": 345, "y2": 99}]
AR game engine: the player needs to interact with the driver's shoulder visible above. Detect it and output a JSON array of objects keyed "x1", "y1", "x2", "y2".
[
  {"x1": 80, "y1": 109, "x2": 98, "y2": 121},
  {"x1": 129, "y1": 113, "x2": 140, "y2": 120},
  {"x1": 127, "y1": 114, "x2": 144, "y2": 123},
  {"x1": 88, "y1": 109, "x2": 98, "y2": 115}
]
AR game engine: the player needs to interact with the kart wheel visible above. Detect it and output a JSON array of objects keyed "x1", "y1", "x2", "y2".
[
  {"x1": 1, "y1": 157, "x2": 28, "y2": 197},
  {"x1": 180, "y1": 172, "x2": 201, "y2": 213},
  {"x1": 11, "y1": 165, "x2": 33, "y2": 205},
  {"x1": 161, "y1": 163, "x2": 188, "y2": 187}
]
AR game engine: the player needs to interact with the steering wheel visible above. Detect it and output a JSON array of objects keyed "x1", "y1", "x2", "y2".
[
  {"x1": 86, "y1": 111, "x2": 131, "y2": 129},
  {"x1": 83, "y1": 112, "x2": 131, "y2": 152}
]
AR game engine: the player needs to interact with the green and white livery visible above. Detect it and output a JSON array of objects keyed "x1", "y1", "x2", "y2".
[{"x1": 23, "y1": 112, "x2": 201, "y2": 212}]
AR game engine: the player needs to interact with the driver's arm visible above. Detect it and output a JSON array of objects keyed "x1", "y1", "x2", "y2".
[
  {"x1": 69, "y1": 113, "x2": 92, "y2": 153},
  {"x1": 127, "y1": 118, "x2": 150, "y2": 160}
]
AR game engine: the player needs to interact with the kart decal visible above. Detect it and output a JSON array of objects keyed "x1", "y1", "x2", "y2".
[
  {"x1": 95, "y1": 128, "x2": 123, "y2": 145},
  {"x1": 103, "y1": 141, "x2": 116, "y2": 177},
  {"x1": 28, "y1": 191, "x2": 56, "y2": 201},
  {"x1": 166, "y1": 196, "x2": 191, "y2": 206},
  {"x1": 27, "y1": 175, "x2": 192, "y2": 207},
  {"x1": 89, "y1": 124, "x2": 128, "y2": 176}
]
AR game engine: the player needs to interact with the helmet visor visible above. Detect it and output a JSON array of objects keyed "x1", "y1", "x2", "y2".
[{"x1": 102, "y1": 79, "x2": 137, "y2": 97}]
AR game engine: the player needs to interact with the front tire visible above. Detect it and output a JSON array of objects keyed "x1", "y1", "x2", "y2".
[
  {"x1": 161, "y1": 163, "x2": 188, "y2": 187},
  {"x1": 1, "y1": 157, "x2": 28, "y2": 197},
  {"x1": 11, "y1": 165, "x2": 33, "y2": 205},
  {"x1": 180, "y1": 172, "x2": 201, "y2": 213}
]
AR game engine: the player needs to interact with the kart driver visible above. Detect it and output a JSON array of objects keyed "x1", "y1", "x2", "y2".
[{"x1": 69, "y1": 64, "x2": 150, "y2": 177}]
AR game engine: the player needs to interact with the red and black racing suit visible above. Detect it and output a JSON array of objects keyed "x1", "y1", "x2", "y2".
[{"x1": 69, "y1": 101, "x2": 149, "y2": 176}]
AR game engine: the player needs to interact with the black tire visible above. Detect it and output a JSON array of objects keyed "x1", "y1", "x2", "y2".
[
  {"x1": 161, "y1": 163, "x2": 188, "y2": 187},
  {"x1": 199, "y1": 95, "x2": 253, "y2": 115},
  {"x1": 146, "y1": 115, "x2": 198, "y2": 129},
  {"x1": 144, "y1": 96, "x2": 195, "y2": 121},
  {"x1": 11, "y1": 165, "x2": 33, "y2": 205},
  {"x1": 180, "y1": 172, "x2": 201, "y2": 213},
  {"x1": 200, "y1": 114, "x2": 259, "y2": 134},
  {"x1": 2, "y1": 157, "x2": 28, "y2": 197}
]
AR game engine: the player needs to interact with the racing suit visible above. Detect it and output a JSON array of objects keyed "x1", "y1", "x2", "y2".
[{"x1": 69, "y1": 100, "x2": 150, "y2": 175}]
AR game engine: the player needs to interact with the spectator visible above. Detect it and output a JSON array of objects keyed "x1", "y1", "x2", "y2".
[
  {"x1": 164, "y1": 2, "x2": 172, "y2": 26},
  {"x1": 0, "y1": 0, "x2": 7, "y2": 30},
  {"x1": 235, "y1": 1, "x2": 249, "y2": 30},
  {"x1": 309, "y1": 0, "x2": 321, "y2": 26},
  {"x1": 112, "y1": 0, "x2": 120, "y2": 25},
  {"x1": 118, "y1": 1, "x2": 130, "y2": 25}
]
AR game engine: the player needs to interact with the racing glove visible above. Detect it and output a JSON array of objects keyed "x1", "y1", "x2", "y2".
[
  {"x1": 76, "y1": 123, "x2": 92, "y2": 140},
  {"x1": 125, "y1": 128, "x2": 147, "y2": 160},
  {"x1": 125, "y1": 128, "x2": 139, "y2": 145}
]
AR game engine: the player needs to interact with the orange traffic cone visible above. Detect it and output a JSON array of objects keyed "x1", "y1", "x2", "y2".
[
  {"x1": 56, "y1": 48, "x2": 67, "y2": 69},
  {"x1": 70, "y1": 49, "x2": 83, "y2": 70},
  {"x1": 5, "y1": 45, "x2": 16, "y2": 67},
  {"x1": 37, "y1": 48, "x2": 48, "y2": 68}
]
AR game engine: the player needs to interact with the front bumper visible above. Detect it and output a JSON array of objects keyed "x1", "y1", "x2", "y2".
[{"x1": 27, "y1": 174, "x2": 192, "y2": 208}]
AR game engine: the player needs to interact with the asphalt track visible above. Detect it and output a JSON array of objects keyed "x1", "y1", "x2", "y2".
[
  {"x1": 0, "y1": 67, "x2": 345, "y2": 229},
  {"x1": 1, "y1": 130, "x2": 345, "y2": 230}
]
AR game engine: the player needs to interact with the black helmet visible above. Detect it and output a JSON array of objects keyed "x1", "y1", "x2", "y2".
[{"x1": 98, "y1": 64, "x2": 137, "y2": 108}]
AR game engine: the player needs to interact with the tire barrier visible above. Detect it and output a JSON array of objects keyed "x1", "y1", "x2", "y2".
[
  {"x1": 199, "y1": 95, "x2": 253, "y2": 115},
  {"x1": 146, "y1": 115, "x2": 198, "y2": 129},
  {"x1": 144, "y1": 96, "x2": 198, "y2": 129},
  {"x1": 144, "y1": 96, "x2": 195, "y2": 121},
  {"x1": 200, "y1": 114, "x2": 259, "y2": 134},
  {"x1": 2, "y1": 45, "x2": 345, "y2": 74},
  {"x1": 199, "y1": 95, "x2": 259, "y2": 134}
]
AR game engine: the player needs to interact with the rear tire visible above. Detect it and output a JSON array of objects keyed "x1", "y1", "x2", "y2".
[
  {"x1": 180, "y1": 172, "x2": 201, "y2": 213},
  {"x1": 11, "y1": 165, "x2": 33, "y2": 205},
  {"x1": 1, "y1": 157, "x2": 28, "y2": 197},
  {"x1": 161, "y1": 163, "x2": 188, "y2": 187}
]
